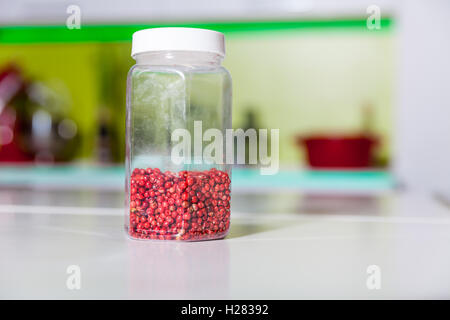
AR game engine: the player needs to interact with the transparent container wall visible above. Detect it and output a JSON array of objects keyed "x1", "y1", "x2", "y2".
[{"x1": 126, "y1": 60, "x2": 232, "y2": 241}]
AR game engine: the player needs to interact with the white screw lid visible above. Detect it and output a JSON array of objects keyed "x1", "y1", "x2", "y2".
[{"x1": 131, "y1": 27, "x2": 225, "y2": 58}]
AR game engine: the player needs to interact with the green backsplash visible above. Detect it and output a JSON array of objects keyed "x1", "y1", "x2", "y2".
[{"x1": 0, "y1": 20, "x2": 393, "y2": 164}]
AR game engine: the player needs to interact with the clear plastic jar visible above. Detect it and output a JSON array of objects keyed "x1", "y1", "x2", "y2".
[{"x1": 125, "y1": 28, "x2": 232, "y2": 241}]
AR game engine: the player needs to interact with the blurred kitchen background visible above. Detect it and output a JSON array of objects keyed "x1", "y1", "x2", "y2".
[{"x1": 0, "y1": 0, "x2": 449, "y2": 205}]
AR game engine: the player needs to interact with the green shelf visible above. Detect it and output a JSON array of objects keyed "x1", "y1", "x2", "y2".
[
  {"x1": 0, "y1": 165, "x2": 394, "y2": 192},
  {"x1": 0, "y1": 19, "x2": 393, "y2": 44}
]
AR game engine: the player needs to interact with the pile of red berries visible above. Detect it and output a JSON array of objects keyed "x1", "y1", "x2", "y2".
[{"x1": 128, "y1": 167, "x2": 231, "y2": 241}]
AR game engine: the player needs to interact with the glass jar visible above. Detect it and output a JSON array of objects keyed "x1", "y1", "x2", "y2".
[{"x1": 125, "y1": 28, "x2": 232, "y2": 241}]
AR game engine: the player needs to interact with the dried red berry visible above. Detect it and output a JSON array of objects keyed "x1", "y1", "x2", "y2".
[{"x1": 128, "y1": 167, "x2": 231, "y2": 241}]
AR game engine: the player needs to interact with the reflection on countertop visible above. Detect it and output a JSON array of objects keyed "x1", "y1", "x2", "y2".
[
  {"x1": 0, "y1": 186, "x2": 448, "y2": 219},
  {"x1": 0, "y1": 186, "x2": 449, "y2": 299}
]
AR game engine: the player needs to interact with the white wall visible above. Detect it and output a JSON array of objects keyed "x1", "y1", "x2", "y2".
[
  {"x1": 0, "y1": 0, "x2": 395, "y2": 24},
  {"x1": 394, "y1": 0, "x2": 450, "y2": 195}
]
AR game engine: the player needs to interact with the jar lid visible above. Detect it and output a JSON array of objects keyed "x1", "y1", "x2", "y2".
[{"x1": 131, "y1": 27, "x2": 225, "y2": 58}]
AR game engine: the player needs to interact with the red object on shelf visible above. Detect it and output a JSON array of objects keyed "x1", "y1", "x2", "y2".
[
  {"x1": 0, "y1": 65, "x2": 33, "y2": 163},
  {"x1": 298, "y1": 135, "x2": 377, "y2": 168}
]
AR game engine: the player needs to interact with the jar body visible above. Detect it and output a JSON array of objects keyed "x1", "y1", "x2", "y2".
[{"x1": 125, "y1": 51, "x2": 232, "y2": 241}]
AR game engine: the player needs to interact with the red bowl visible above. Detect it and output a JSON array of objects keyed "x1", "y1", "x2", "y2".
[{"x1": 297, "y1": 135, "x2": 377, "y2": 168}]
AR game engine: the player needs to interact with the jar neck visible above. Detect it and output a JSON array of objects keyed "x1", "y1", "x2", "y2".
[{"x1": 134, "y1": 51, "x2": 223, "y2": 66}]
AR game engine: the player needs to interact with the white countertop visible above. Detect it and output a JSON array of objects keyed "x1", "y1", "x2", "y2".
[{"x1": 0, "y1": 189, "x2": 449, "y2": 299}]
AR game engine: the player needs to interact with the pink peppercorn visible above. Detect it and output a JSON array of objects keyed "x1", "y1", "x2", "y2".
[{"x1": 128, "y1": 167, "x2": 231, "y2": 241}]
